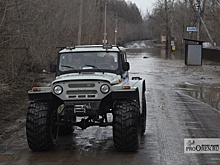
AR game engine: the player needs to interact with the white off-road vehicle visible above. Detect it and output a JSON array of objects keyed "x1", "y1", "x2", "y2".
[{"x1": 26, "y1": 45, "x2": 146, "y2": 152}]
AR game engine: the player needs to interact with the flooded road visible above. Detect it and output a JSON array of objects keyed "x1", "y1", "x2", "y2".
[
  {"x1": 1, "y1": 47, "x2": 220, "y2": 165},
  {"x1": 128, "y1": 48, "x2": 220, "y2": 110}
]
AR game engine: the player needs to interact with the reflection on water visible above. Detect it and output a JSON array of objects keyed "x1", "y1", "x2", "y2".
[
  {"x1": 126, "y1": 46, "x2": 220, "y2": 111},
  {"x1": 176, "y1": 83, "x2": 220, "y2": 110},
  {"x1": 126, "y1": 48, "x2": 185, "y2": 60}
]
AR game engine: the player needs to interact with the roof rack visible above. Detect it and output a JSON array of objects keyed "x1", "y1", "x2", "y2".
[
  {"x1": 57, "y1": 45, "x2": 124, "y2": 51},
  {"x1": 56, "y1": 46, "x2": 75, "y2": 50},
  {"x1": 103, "y1": 45, "x2": 112, "y2": 49},
  {"x1": 73, "y1": 45, "x2": 113, "y2": 50},
  {"x1": 65, "y1": 46, "x2": 75, "y2": 50}
]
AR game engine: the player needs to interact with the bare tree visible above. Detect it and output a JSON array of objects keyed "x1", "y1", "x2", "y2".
[
  {"x1": 0, "y1": 0, "x2": 146, "y2": 79},
  {"x1": 144, "y1": 0, "x2": 220, "y2": 50}
]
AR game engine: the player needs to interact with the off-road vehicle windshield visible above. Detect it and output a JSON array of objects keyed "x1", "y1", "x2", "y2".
[{"x1": 59, "y1": 52, "x2": 118, "y2": 72}]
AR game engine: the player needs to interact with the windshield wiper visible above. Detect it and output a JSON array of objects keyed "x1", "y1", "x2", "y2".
[
  {"x1": 84, "y1": 64, "x2": 99, "y2": 69},
  {"x1": 84, "y1": 64, "x2": 104, "y2": 73},
  {"x1": 61, "y1": 65, "x2": 79, "y2": 72}
]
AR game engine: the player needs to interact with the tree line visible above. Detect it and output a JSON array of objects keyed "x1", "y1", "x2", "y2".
[
  {"x1": 1, "y1": 0, "x2": 219, "y2": 79},
  {"x1": 144, "y1": 0, "x2": 220, "y2": 50},
  {"x1": 0, "y1": 0, "x2": 147, "y2": 79}
]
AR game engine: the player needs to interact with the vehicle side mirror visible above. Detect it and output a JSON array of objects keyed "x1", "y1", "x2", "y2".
[
  {"x1": 50, "y1": 63, "x2": 56, "y2": 73},
  {"x1": 122, "y1": 62, "x2": 130, "y2": 71}
]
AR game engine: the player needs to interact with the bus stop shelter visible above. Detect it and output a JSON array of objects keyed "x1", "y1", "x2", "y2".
[{"x1": 183, "y1": 39, "x2": 204, "y2": 66}]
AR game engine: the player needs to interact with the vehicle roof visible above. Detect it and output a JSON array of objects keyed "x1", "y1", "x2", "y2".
[{"x1": 59, "y1": 45, "x2": 125, "y2": 53}]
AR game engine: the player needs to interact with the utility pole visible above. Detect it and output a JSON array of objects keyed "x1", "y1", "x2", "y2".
[
  {"x1": 195, "y1": 0, "x2": 200, "y2": 40},
  {"x1": 165, "y1": 0, "x2": 171, "y2": 56},
  {"x1": 194, "y1": 0, "x2": 214, "y2": 45},
  {"x1": 114, "y1": 14, "x2": 118, "y2": 45},
  {"x1": 200, "y1": 16, "x2": 214, "y2": 45},
  {"x1": 96, "y1": 0, "x2": 107, "y2": 45},
  {"x1": 78, "y1": 0, "x2": 83, "y2": 45},
  {"x1": 103, "y1": 1, "x2": 107, "y2": 45}
]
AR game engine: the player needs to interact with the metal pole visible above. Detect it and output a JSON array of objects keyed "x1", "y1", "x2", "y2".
[
  {"x1": 78, "y1": 0, "x2": 83, "y2": 45},
  {"x1": 165, "y1": 0, "x2": 171, "y2": 56},
  {"x1": 115, "y1": 15, "x2": 118, "y2": 45},
  {"x1": 200, "y1": 16, "x2": 214, "y2": 45},
  {"x1": 103, "y1": 1, "x2": 107, "y2": 45},
  {"x1": 197, "y1": 20, "x2": 200, "y2": 40},
  {"x1": 195, "y1": 0, "x2": 200, "y2": 40}
]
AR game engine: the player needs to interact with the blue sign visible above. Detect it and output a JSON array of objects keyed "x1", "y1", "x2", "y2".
[{"x1": 187, "y1": 27, "x2": 197, "y2": 32}]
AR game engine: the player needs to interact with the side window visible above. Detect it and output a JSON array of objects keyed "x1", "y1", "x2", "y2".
[
  {"x1": 121, "y1": 51, "x2": 129, "y2": 80},
  {"x1": 123, "y1": 53, "x2": 127, "y2": 62},
  {"x1": 120, "y1": 51, "x2": 127, "y2": 63}
]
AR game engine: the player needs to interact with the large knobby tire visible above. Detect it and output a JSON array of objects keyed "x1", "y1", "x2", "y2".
[
  {"x1": 141, "y1": 94, "x2": 147, "y2": 135},
  {"x1": 26, "y1": 101, "x2": 59, "y2": 151},
  {"x1": 113, "y1": 100, "x2": 141, "y2": 152}
]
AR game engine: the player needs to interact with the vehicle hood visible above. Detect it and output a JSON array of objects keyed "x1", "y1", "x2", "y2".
[{"x1": 52, "y1": 72, "x2": 121, "y2": 84}]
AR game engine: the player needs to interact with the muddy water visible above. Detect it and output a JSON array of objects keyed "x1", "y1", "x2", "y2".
[
  {"x1": 176, "y1": 83, "x2": 220, "y2": 110},
  {"x1": 127, "y1": 48, "x2": 185, "y2": 60},
  {"x1": 127, "y1": 47, "x2": 220, "y2": 110}
]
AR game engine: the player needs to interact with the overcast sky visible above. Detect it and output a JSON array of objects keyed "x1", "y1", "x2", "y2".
[{"x1": 127, "y1": 0, "x2": 156, "y2": 13}]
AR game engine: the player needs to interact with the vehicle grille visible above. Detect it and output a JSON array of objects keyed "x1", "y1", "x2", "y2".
[
  {"x1": 67, "y1": 90, "x2": 97, "y2": 95},
  {"x1": 68, "y1": 83, "x2": 95, "y2": 88},
  {"x1": 66, "y1": 83, "x2": 98, "y2": 99}
]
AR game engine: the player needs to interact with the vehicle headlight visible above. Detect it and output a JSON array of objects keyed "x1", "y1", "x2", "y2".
[
  {"x1": 53, "y1": 85, "x2": 63, "y2": 95},
  {"x1": 100, "y1": 84, "x2": 110, "y2": 94}
]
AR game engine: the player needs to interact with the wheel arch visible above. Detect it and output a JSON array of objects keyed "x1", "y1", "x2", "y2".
[
  {"x1": 132, "y1": 79, "x2": 146, "y2": 114},
  {"x1": 112, "y1": 88, "x2": 140, "y2": 103}
]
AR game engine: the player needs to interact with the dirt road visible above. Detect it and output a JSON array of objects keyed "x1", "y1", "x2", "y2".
[{"x1": 1, "y1": 48, "x2": 220, "y2": 165}]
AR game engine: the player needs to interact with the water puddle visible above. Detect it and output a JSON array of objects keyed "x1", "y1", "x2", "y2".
[
  {"x1": 127, "y1": 45, "x2": 220, "y2": 111},
  {"x1": 127, "y1": 47, "x2": 185, "y2": 60},
  {"x1": 175, "y1": 83, "x2": 220, "y2": 110},
  {"x1": 0, "y1": 153, "x2": 15, "y2": 162}
]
